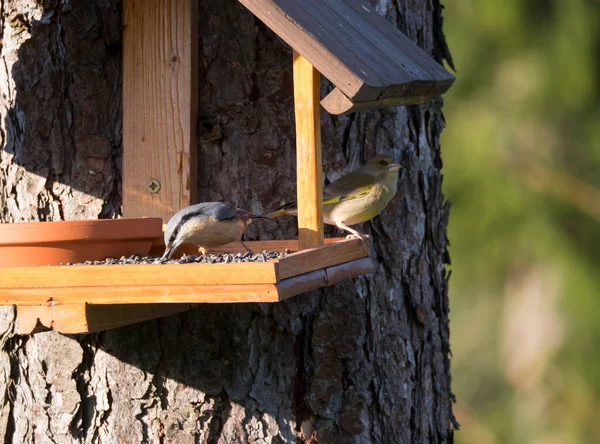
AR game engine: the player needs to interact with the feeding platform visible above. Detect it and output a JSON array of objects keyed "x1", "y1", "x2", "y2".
[
  {"x1": 3, "y1": 238, "x2": 372, "y2": 334},
  {"x1": 1, "y1": 0, "x2": 453, "y2": 334}
]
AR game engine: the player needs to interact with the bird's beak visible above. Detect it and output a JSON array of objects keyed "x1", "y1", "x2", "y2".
[
  {"x1": 160, "y1": 246, "x2": 175, "y2": 262},
  {"x1": 388, "y1": 163, "x2": 402, "y2": 173}
]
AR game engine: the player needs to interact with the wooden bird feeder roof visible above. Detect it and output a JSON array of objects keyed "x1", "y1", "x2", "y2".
[
  {"x1": 238, "y1": 0, "x2": 455, "y2": 114},
  {"x1": 2, "y1": 0, "x2": 454, "y2": 335}
]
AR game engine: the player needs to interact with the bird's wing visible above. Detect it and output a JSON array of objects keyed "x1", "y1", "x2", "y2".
[
  {"x1": 323, "y1": 173, "x2": 376, "y2": 205},
  {"x1": 269, "y1": 173, "x2": 376, "y2": 216},
  {"x1": 211, "y1": 203, "x2": 252, "y2": 221}
]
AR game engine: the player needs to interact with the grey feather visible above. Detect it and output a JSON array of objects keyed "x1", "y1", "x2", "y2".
[{"x1": 160, "y1": 202, "x2": 257, "y2": 261}]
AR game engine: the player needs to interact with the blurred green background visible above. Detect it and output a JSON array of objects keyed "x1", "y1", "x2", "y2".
[{"x1": 441, "y1": 1, "x2": 600, "y2": 443}]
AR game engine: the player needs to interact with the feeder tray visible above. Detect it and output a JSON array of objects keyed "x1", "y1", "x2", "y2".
[
  {"x1": 0, "y1": 0, "x2": 453, "y2": 334},
  {"x1": 3, "y1": 238, "x2": 372, "y2": 334}
]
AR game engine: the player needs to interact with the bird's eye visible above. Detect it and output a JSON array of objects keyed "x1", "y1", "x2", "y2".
[{"x1": 379, "y1": 160, "x2": 388, "y2": 166}]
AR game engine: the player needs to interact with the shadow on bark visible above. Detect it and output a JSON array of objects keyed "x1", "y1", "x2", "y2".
[{"x1": 1, "y1": 1, "x2": 123, "y2": 222}]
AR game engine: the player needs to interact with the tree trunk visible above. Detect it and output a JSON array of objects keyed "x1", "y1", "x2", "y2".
[{"x1": 0, "y1": 0, "x2": 455, "y2": 442}]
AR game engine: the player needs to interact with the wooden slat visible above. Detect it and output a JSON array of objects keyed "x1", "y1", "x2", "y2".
[
  {"x1": 122, "y1": 0, "x2": 198, "y2": 220},
  {"x1": 0, "y1": 262, "x2": 278, "y2": 289},
  {"x1": 292, "y1": 0, "x2": 411, "y2": 84},
  {"x1": 321, "y1": 88, "x2": 431, "y2": 114},
  {"x1": 16, "y1": 304, "x2": 191, "y2": 334},
  {"x1": 237, "y1": 0, "x2": 454, "y2": 107},
  {"x1": 339, "y1": 0, "x2": 450, "y2": 80},
  {"x1": 277, "y1": 257, "x2": 375, "y2": 300},
  {"x1": 277, "y1": 238, "x2": 368, "y2": 280},
  {"x1": 293, "y1": 52, "x2": 324, "y2": 250},
  {"x1": 323, "y1": 0, "x2": 450, "y2": 80},
  {"x1": 237, "y1": 0, "x2": 371, "y2": 101},
  {"x1": 7, "y1": 258, "x2": 374, "y2": 310},
  {"x1": 3, "y1": 285, "x2": 280, "y2": 306}
]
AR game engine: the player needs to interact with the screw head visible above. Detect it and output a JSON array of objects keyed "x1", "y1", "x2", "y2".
[{"x1": 147, "y1": 179, "x2": 161, "y2": 193}]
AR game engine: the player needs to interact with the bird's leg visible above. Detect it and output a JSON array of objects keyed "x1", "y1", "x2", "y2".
[
  {"x1": 335, "y1": 221, "x2": 364, "y2": 240},
  {"x1": 240, "y1": 240, "x2": 253, "y2": 254},
  {"x1": 198, "y1": 247, "x2": 208, "y2": 256}
]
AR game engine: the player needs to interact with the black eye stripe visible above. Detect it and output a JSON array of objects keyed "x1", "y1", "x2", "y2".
[{"x1": 168, "y1": 210, "x2": 207, "y2": 245}]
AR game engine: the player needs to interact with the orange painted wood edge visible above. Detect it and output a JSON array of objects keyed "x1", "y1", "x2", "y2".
[
  {"x1": 0, "y1": 261, "x2": 279, "y2": 288},
  {"x1": 3, "y1": 284, "x2": 281, "y2": 306}
]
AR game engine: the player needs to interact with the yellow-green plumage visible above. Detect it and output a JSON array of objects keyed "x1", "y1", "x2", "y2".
[{"x1": 269, "y1": 155, "x2": 401, "y2": 238}]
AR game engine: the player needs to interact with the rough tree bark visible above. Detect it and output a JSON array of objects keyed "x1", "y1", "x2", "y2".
[{"x1": 0, "y1": 0, "x2": 456, "y2": 442}]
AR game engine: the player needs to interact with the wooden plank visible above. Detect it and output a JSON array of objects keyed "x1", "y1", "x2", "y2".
[
  {"x1": 277, "y1": 238, "x2": 368, "y2": 279},
  {"x1": 122, "y1": 0, "x2": 198, "y2": 221},
  {"x1": 237, "y1": 0, "x2": 454, "y2": 105},
  {"x1": 0, "y1": 262, "x2": 279, "y2": 289},
  {"x1": 16, "y1": 304, "x2": 191, "y2": 334},
  {"x1": 321, "y1": 87, "x2": 431, "y2": 114},
  {"x1": 323, "y1": 0, "x2": 450, "y2": 81},
  {"x1": 237, "y1": 0, "x2": 374, "y2": 101},
  {"x1": 292, "y1": 0, "x2": 413, "y2": 84},
  {"x1": 276, "y1": 257, "x2": 375, "y2": 300},
  {"x1": 277, "y1": 0, "x2": 390, "y2": 86},
  {"x1": 339, "y1": 0, "x2": 451, "y2": 80},
  {"x1": 3, "y1": 285, "x2": 280, "y2": 306},
  {"x1": 293, "y1": 52, "x2": 324, "y2": 250}
]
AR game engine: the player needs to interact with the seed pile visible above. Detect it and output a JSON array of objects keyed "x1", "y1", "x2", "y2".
[{"x1": 59, "y1": 250, "x2": 293, "y2": 266}]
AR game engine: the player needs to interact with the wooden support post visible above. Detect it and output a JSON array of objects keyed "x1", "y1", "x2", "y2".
[
  {"x1": 122, "y1": 0, "x2": 198, "y2": 221},
  {"x1": 293, "y1": 51, "x2": 324, "y2": 250}
]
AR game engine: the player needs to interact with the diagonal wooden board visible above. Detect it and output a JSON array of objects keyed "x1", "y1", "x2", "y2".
[{"x1": 237, "y1": 0, "x2": 454, "y2": 113}]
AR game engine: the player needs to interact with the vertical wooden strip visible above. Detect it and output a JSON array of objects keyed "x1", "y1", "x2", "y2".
[
  {"x1": 293, "y1": 51, "x2": 324, "y2": 250},
  {"x1": 123, "y1": 0, "x2": 198, "y2": 221}
]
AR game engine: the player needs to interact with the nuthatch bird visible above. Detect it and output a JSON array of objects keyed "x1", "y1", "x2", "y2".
[{"x1": 160, "y1": 202, "x2": 268, "y2": 261}]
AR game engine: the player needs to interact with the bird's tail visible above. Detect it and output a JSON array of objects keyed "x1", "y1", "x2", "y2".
[
  {"x1": 267, "y1": 201, "x2": 298, "y2": 219},
  {"x1": 266, "y1": 209, "x2": 288, "y2": 218}
]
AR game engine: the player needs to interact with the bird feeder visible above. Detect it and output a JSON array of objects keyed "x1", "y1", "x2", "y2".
[{"x1": 0, "y1": 0, "x2": 454, "y2": 334}]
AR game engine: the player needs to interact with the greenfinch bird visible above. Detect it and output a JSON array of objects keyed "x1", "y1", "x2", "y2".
[
  {"x1": 268, "y1": 155, "x2": 401, "y2": 239},
  {"x1": 160, "y1": 202, "x2": 268, "y2": 260}
]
